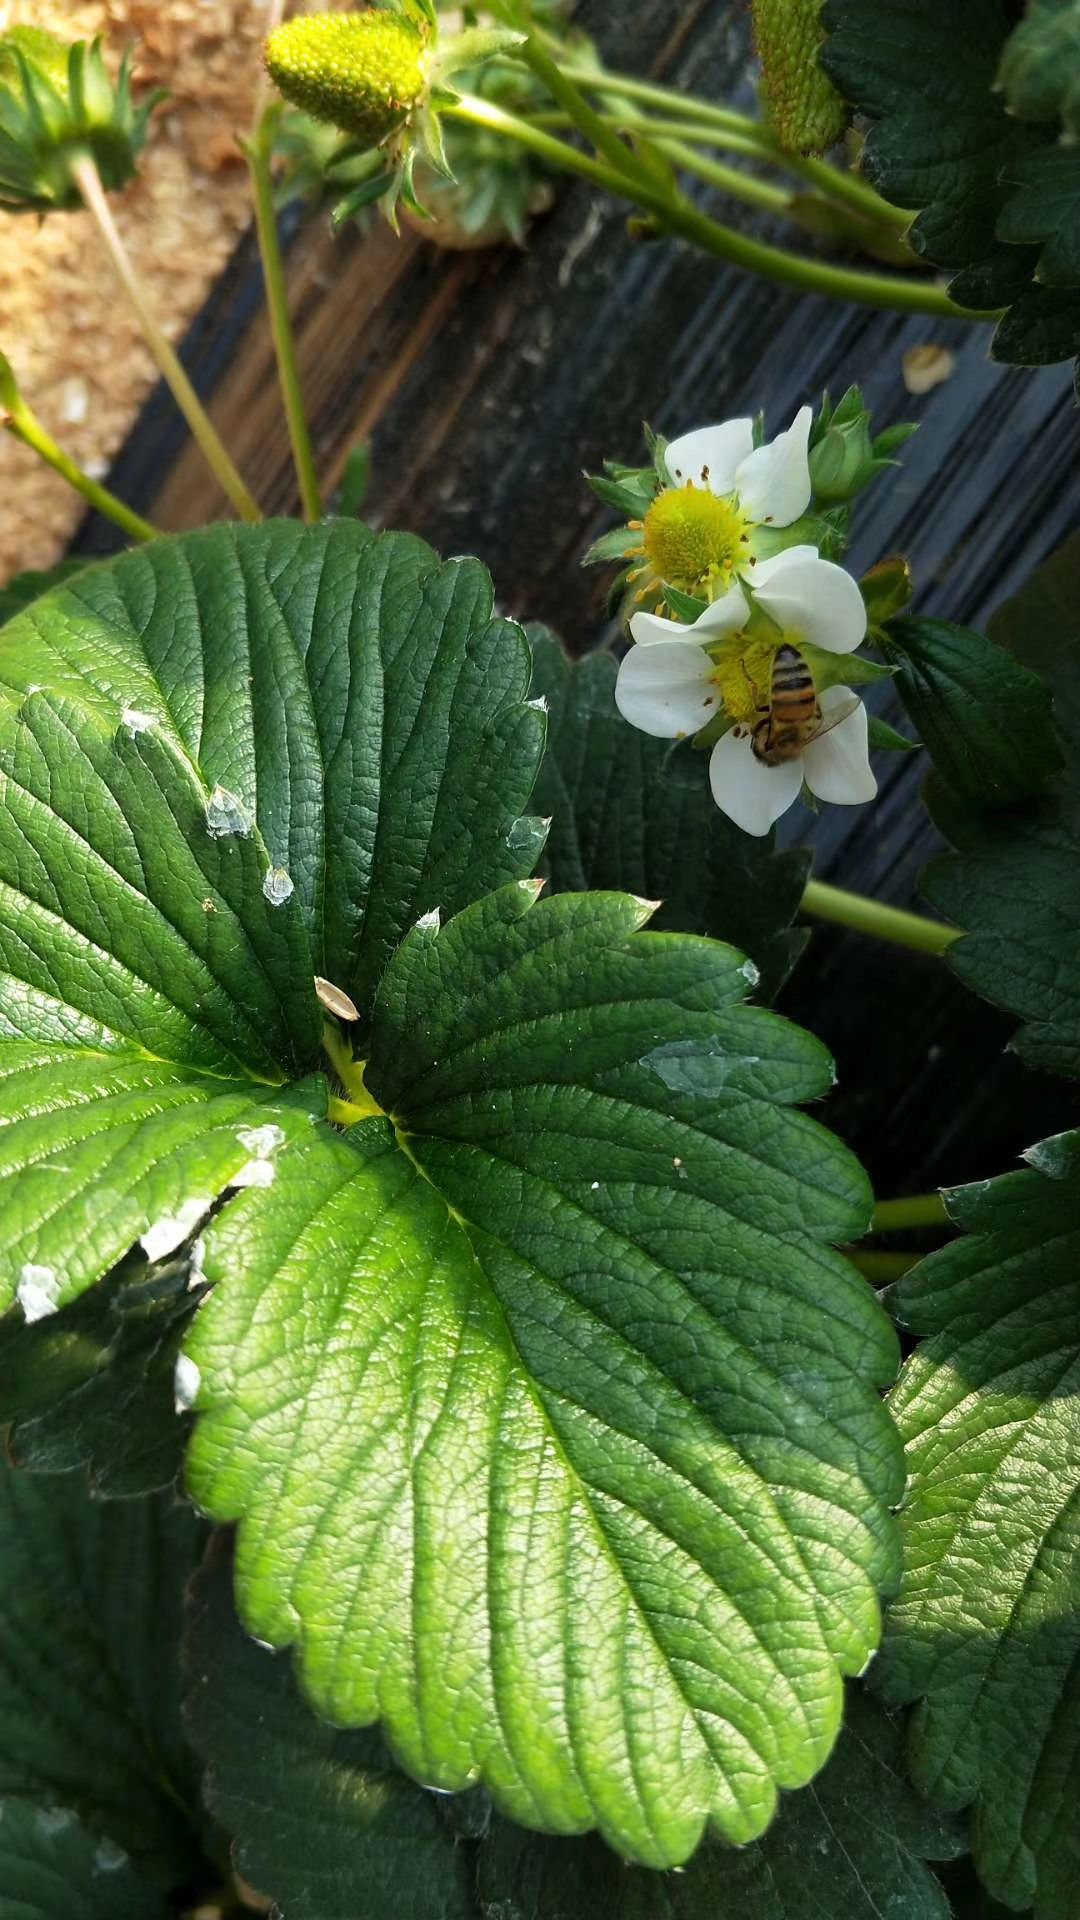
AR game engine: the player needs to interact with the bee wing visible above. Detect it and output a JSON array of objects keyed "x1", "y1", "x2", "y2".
[{"x1": 807, "y1": 695, "x2": 861, "y2": 745}]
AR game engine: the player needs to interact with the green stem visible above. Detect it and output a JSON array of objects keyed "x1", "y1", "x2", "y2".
[
  {"x1": 246, "y1": 104, "x2": 323, "y2": 523},
  {"x1": 800, "y1": 879, "x2": 961, "y2": 956},
  {"x1": 70, "y1": 152, "x2": 263, "y2": 524},
  {"x1": 554, "y1": 63, "x2": 913, "y2": 234},
  {"x1": 871, "y1": 1191, "x2": 951, "y2": 1232},
  {"x1": 517, "y1": 36, "x2": 659, "y2": 194},
  {"x1": 846, "y1": 1249, "x2": 918, "y2": 1286},
  {"x1": 447, "y1": 96, "x2": 992, "y2": 320},
  {"x1": 655, "y1": 136, "x2": 793, "y2": 216},
  {"x1": 2, "y1": 396, "x2": 157, "y2": 543}
]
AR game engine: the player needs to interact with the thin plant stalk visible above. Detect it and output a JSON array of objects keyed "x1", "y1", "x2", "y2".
[
  {"x1": 446, "y1": 96, "x2": 993, "y2": 321},
  {"x1": 801, "y1": 879, "x2": 961, "y2": 956},
  {"x1": 246, "y1": 104, "x2": 323, "y2": 523},
  {"x1": 70, "y1": 152, "x2": 263, "y2": 524},
  {"x1": 2, "y1": 395, "x2": 157, "y2": 544},
  {"x1": 871, "y1": 1192, "x2": 951, "y2": 1232},
  {"x1": 846, "y1": 1249, "x2": 919, "y2": 1286}
]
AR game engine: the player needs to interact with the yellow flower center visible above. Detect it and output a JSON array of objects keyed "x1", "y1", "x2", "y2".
[{"x1": 642, "y1": 485, "x2": 747, "y2": 595}]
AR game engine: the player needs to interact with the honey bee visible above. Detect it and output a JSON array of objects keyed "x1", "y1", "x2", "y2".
[{"x1": 750, "y1": 644, "x2": 858, "y2": 766}]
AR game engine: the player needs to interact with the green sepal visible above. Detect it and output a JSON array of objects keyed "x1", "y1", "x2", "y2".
[
  {"x1": 584, "y1": 469, "x2": 656, "y2": 516},
  {"x1": 663, "y1": 582, "x2": 711, "y2": 622},
  {"x1": 0, "y1": 32, "x2": 164, "y2": 213},
  {"x1": 428, "y1": 25, "x2": 525, "y2": 85},
  {"x1": 580, "y1": 525, "x2": 642, "y2": 567},
  {"x1": 868, "y1": 714, "x2": 920, "y2": 753},
  {"x1": 802, "y1": 641, "x2": 894, "y2": 693}
]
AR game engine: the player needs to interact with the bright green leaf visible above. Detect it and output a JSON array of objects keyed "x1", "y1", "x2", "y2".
[
  {"x1": 877, "y1": 1133, "x2": 1080, "y2": 1918},
  {"x1": 528, "y1": 628, "x2": 810, "y2": 1000},
  {"x1": 185, "y1": 881, "x2": 901, "y2": 1868},
  {"x1": 883, "y1": 615, "x2": 1061, "y2": 807},
  {"x1": 0, "y1": 1459, "x2": 206, "y2": 1883},
  {"x1": 0, "y1": 558, "x2": 91, "y2": 629}
]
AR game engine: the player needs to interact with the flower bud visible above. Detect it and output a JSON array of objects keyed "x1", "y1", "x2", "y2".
[
  {"x1": 752, "y1": 0, "x2": 849, "y2": 156},
  {"x1": 264, "y1": 11, "x2": 428, "y2": 150},
  {"x1": 809, "y1": 386, "x2": 876, "y2": 503},
  {"x1": 0, "y1": 30, "x2": 162, "y2": 213}
]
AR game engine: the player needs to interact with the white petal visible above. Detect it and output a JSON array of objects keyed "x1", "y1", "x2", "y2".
[
  {"x1": 751, "y1": 547, "x2": 867, "y2": 654},
  {"x1": 630, "y1": 578, "x2": 750, "y2": 648},
  {"x1": 615, "y1": 642, "x2": 720, "y2": 739},
  {"x1": 802, "y1": 688, "x2": 878, "y2": 805},
  {"x1": 734, "y1": 404, "x2": 813, "y2": 526},
  {"x1": 708, "y1": 727, "x2": 803, "y2": 836},
  {"x1": 664, "y1": 419, "x2": 754, "y2": 495}
]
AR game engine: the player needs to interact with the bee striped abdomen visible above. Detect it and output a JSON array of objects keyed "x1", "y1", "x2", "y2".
[{"x1": 751, "y1": 643, "x2": 821, "y2": 765}]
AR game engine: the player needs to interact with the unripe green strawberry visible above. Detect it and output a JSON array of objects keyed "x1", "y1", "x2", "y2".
[
  {"x1": 0, "y1": 26, "x2": 70, "y2": 91},
  {"x1": 753, "y1": 0, "x2": 849, "y2": 156},
  {"x1": 264, "y1": 11, "x2": 428, "y2": 150},
  {"x1": 0, "y1": 29, "x2": 163, "y2": 213}
]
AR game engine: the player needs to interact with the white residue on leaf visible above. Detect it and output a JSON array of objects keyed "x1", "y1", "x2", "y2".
[
  {"x1": 140, "y1": 1196, "x2": 210, "y2": 1262},
  {"x1": 120, "y1": 707, "x2": 155, "y2": 734},
  {"x1": 416, "y1": 907, "x2": 441, "y2": 933},
  {"x1": 205, "y1": 785, "x2": 252, "y2": 838},
  {"x1": 263, "y1": 866, "x2": 294, "y2": 907},
  {"x1": 518, "y1": 877, "x2": 545, "y2": 899},
  {"x1": 188, "y1": 1236, "x2": 207, "y2": 1290},
  {"x1": 36, "y1": 1807, "x2": 75, "y2": 1837},
  {"x1": 174, "y1": 1353, "x2": 201, "y2": 1413},
  {"x1": 231, "y1": 1122, "x2": 286, "y2": 1190},
  {"x1": 17, "y1": 1263, "x2": 60, "y2": 1323},
  {"x1": 526, "y1": 695, "x2": 548, "y2": 713},
  {"x1": 94, "y1": 1838, "x2": 128, "y2": 1873},
  {"x1": 739, "y1": 957, "x2": 760, "y2": 987}
]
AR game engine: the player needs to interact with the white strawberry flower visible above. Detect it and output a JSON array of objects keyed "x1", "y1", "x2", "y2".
[
  {"x1": 614, "y1": 544, "x2": 877, "y2": 837},
  {"x1": 630, "y1": 406, "x2": 817, "y2": 605}
]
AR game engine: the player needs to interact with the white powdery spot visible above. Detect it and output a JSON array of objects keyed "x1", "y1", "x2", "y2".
[
  {"x1": 416, "y1": 907, "x2": 441, "y2": 933},
  {"x1": 526, "y1": 695, "x2": 548, "y2": 713},
  {"x1": 188, "y1": 1237, "x2": 207, "y2": 1290},
  {"x1": 263, "y1": 866, "x2": 294, "y2": 907},
  {"x1": 739, "y1": 957, "x2": 761, "y2": 987},
  {"x1": 140, "y1": 1196, "x2": 210, "y2": 1262},
  {"x1": 174, "y1": 1353, "x2": 201, "y2": 1413},
  {"x1": 205, "y1": 785, "x2": 251, "y2": 839},
  {"x1": 231, "y1": 1122, "x2": 285, "y2": 1190},
  {"x1": 94, "y1": 1838, "x2": 128, "y2": 1873},
  {"x1": 120, "y1": 707, "x2": 155, "y2": 734},
  {"x1": 36, "y1": 1808, "x2": 75, "y2": 1837},
  {"x1": 17, "y1": 1263, "x2": 60, "y2": 1323}
]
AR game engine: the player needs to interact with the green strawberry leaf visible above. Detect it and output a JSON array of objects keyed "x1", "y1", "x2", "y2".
[
  {"x1": 820, "y1": 0, "x2": 1080, "y2": 370},
  {"x1": 998, "y1": 0, "x2": 1080, "y2": 136},
  {"x1": 0, "y1": 525, "x2": 901, "y2": 1868},
  {"x1": 0, "y1": 1459, "x2": 207, "y2": 1890},
  {"x1": 877, "y1": 1131, "x2": 1080, "y2": 1919},
  {"x1": 997, "y1": 146, "x2": 1080, "y2": 290},
  {"x1": 0, "y1": 1250, "x2": 198, "y2": 1495},
  {"x1": 919, "y1": 530, "x2": 1080, "y2": 1076},
  {"x1": 190, "y1": 1537, "x2": 961, "y2": 1920},
  {"x1": 527, "y1": 628, "x2": 810, "y2": 1002},
  {"x1": 0, "y1": 1800, "x2": 171, "y2": 1920},
  {"x1": 185, "y1": 881, "x2": 900, "y2": 1867},
  {"x1": 186, "y1": 1532, "x2": 480, "y2": 1920},
  {"x1": 882, "y1": 615, "x2": 1061, "y2": 808},
  {"x1": 0, "y1": 558, "x2": 92, "y2": 628}
]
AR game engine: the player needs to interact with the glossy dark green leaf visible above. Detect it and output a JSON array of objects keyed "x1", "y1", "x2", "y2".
[
  {"x1": 0, "y1": 1460, "x2": 206, "y2": 1885},
  {"x1": 920, "y1": 531, "x2": 1080, "y2": 1076},
  {"x1": 883, "y1": 616, "x2": 1060, "y2": 808},
  {"x1": 528, "y1": 628, "x2": 810, "y2": 1001},
  {"x1": 998, "y1": 146, "x2": 1080, "y2": 290},
  {"x1": 0, "y1": 1253, "x2": 197, "y2": 1495},
  {"x1": 0, "y1": 1799, "x2": 170, "y2": 1920},
  {"x1": 878, "y1": 1132, "x2": 1080, "y2": 1919},
  {"x1": 821, "y1": 0, "x2": 1080, "y2": 369},
  {"x1": 998, "y1": 0, "x2": 1080, "y2": 135},
  {"x1": 185, "y1": 1534, "x2": 478, "y2": 1920}
]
